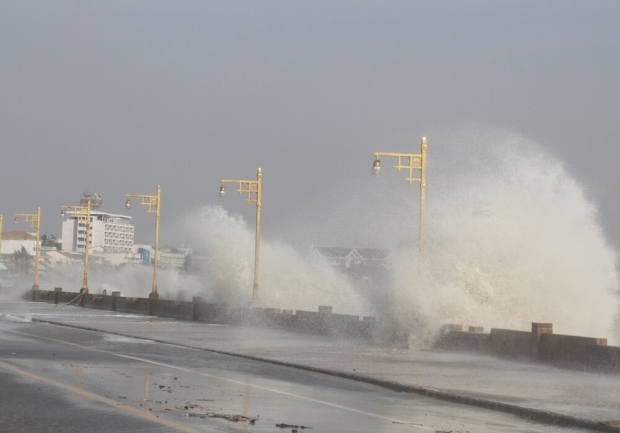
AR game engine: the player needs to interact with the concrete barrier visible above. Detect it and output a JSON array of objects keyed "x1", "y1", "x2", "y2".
[
  {"x1": 243, "y1": 308, "x2": 282, "y2": 328},
  {"x1": 489, "y1": 328, "x2": 533, "y2": 359},
  {"x1": 192, "y1": 298, "x2": 223, "y2": 323},
  {"x1": 538, "y1": 333, "x2": 607, "y2": 367},
  {"x1": 436, "y1": 322, "x2": 620, "y2": 373},
  {"x1": 30, "y1": 292, "x2": 378, "y2": 342},
  {"x1": 272, "y1": 311, "x2": 298, "y2": 330},
  {"x1": 56, "y1": 291, "x2": 80, "y2": 305},
  {"x1": 111, "y1": 291, "x2": 121, "y2": 311},
  {"x1": 114, "y1": 297, "x2": 152, "y2": 315},
  {"x1": 436, "y1": 323, "x2": 554, "y2": 359},
  {"x1": 33, "y1": 290, "x2": 55, "y2": 304},
  {"x1": 325, "y1": 313, "x2": 362, "y2": 337},
  {"x1": 436, "y1": 330, "x2": 489, "y2": 352},
  {"x1": 294, "y1": 310, "x2": 322, "y2": 334},
  {"x1": 441, "y1": 324, "x2": 463, "y2": 333},
  {"x1": 151, "y1": 299, "x2": 193, "y2": 320},
  {"x1": 83, "y1": 294, "x2": 114, "y2": 310},
  {"x1": 54, "y1": 288, "x2": 63, "y2": 304},
  {"x1": 585, "y1": 344, "x2": 620, "y2": 373}
]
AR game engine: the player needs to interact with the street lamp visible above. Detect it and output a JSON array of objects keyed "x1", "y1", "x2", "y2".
[
  {"x1": 61, "y1": 200, "x2": 91, "y2": 293},
  {"x1": 372, "y1": 137, "x2": 428, "y2": 256},
  {"x1": 125, "y1": 185, "x2": 161, "y2": 299},
  {"x1": 219, "y1": 167, "x2": 263, "y2": 304},
  {"x1": 14, "y1": 207, "x2": 42, "y2": 289}
]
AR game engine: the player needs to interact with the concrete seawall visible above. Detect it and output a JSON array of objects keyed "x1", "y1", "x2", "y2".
[
  {"x1": 436, "y1": 322, "x2": 620, "y2": 373},
  {"x1": 29, "y1": 288, "x2": 620, "y2": 373},
  {"x1": 30, "y1": 288, "x2": 376, "y2": 341}
]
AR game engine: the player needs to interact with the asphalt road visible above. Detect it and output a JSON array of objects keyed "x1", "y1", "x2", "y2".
[{"x1": 0, "y1": 301, "x2": 603, "y2": 432}]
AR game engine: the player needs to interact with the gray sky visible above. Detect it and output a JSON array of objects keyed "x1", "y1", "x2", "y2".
[{"x1": 1, "y1": 1, "x2": 619, "y2": 254}]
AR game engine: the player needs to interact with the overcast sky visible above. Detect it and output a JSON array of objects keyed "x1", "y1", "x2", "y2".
[{"x1": 1, "y1": 1, "x2": 619, "y2": 255}]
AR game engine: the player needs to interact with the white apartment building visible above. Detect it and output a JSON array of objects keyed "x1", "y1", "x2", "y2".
[{"x1": 61, "y1": 211, "x2": 134, "y2": 254}]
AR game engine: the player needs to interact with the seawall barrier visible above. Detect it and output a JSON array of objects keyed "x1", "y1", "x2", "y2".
[
  {"x1": 436, "y1": 321, "x2": 620, "y2": 373},
  {"x1": 29, "y1": 288, "x2": 620, "y2": 372},
  {"x1": 29, "y1": 288, "x2": 376, "y2": 341}
]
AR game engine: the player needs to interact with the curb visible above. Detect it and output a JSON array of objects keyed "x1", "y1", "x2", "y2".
[{"x1": 30, "y1": 317, "x2": 620, "y2": 433}]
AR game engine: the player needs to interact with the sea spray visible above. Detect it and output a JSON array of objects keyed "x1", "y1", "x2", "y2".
[
  {"x1": 179, "y1": 205, "x2": 367, "y2": 313},
  {"x1": 32, "y1": 265, "x2": 204, "y2": 301},
  {"x1": 386, "y1": 129, "x2": 619, "y2": 343},
  {"x1": 17, "y1": 127, "x2": 618, "y2": 344}
]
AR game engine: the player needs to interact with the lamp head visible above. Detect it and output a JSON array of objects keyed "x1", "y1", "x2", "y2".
[
  {"x1": 125, "y1": 199, "x2": 132, "y2": 209},
  {"x1": 219, "y1": 185, "x2": 227, "y2": 198},
  {"x1": 372, "y1": 159, "x2": 381, "y2": 176},
  {"x1": 14, "y1": 217, "x2": 18, "y2": 225}
]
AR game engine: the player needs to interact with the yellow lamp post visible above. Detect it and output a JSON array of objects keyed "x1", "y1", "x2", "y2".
[
  {"x1": 61, "y1": 200, "x2": 91, "y2": 293},
  {"x1": 14, "y1": 207, "x2": 41, "y2": 289},
  {"x1": 219, "y1": 168, "x2": 263, "y2": 304},
  {"x1": 372, "y1": 137, "x2": 428, "y2": 256},
  {"x1": 125, "y1": 186, "x2": 161, "y2": 299}
]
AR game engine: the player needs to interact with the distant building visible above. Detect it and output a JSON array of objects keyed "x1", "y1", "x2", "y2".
[
  {"x1": 45, "y1": 250, "x2": 82, "y2": 267},
  {"x1": 80, "y1": 192, "x2": 103, "y2": 210},
  {"x1": 61, "y1": 211, "x2": 134, "y2": 254},
  {"x1": 0, "y1": 231, "x2": 40, "y2": 256},
  {"x1": 130, "y1": 244, "x2": 190, "y2": 269},
  {"x1": 159, "y1": 248, "x2": 187, "y2": 269},
  {"x1": 311, "y1": 246, "x2": 390, "y2": 269},
  {"x1": 311, "y1": 246, "x2": 391, "y2": 289}
]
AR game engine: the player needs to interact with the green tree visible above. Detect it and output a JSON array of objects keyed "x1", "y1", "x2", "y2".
[
  {"x1": 9, "y1": 246, "x2": 33, "y2": 276},
  {"x1": 41, "y1": 234, "x2": 61, "y2": 250}
]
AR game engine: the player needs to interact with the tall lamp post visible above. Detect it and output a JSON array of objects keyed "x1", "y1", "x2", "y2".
[
  {"x1": 372, "y1": 137, "x2": 428, "y2": 257},
  {"x1": 14, "y1": 207, "x2": 41, "y2": 289},
  {"x1": 125, "y1": 186, "x2": 161, "y2": 299},
  {"x1": 219, "y1": 167, "x2": 263, "y2": 304},
  {"x1": 61, "y1": 200, "x2": 91, "y2": 293}
]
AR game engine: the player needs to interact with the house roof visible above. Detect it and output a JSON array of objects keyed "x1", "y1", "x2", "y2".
[
  {"x1": 1, "y1": 231, "x2": 37, "y2": 240},
  {"x1": 312, "y1": 247, "x2": 354, "y2": 258},
  {"x1": 312, "y1": 246, "x2": 390, "y2": 260},
  {"x1": 46, "y1": 250, "x2": 82, "y2": 260},
  {"x1": 355, "y1": 248, "x2": 391, "y2": 259}
]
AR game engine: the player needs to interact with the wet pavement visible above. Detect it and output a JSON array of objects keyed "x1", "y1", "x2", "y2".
[{"x1": 0, "y1": 300, "x2": 617, "y2": 432}]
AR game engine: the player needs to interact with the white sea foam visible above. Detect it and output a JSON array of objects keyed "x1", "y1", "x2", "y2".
[
  {"x1": 384, "y1": 129, "x2": 619, "y2": 342},
  {"x1": 178, "y1": 205, "x2": 366, "y2": 314}
]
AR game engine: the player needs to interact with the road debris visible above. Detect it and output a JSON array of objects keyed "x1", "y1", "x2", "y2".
[
  {"x1": 166, "y1": 400, "x2": 258, "y2": 425},
  {"x1": 435, "y1": 430, "x2": 470, "y2": 433},
  {"x1": 184, "y1": 412, "x2": 257, "y2": 423},
  {"x1": 276, "y1": 423, "x2": 311, "y2": 429},
  {"x1": 601, "y1": 420, "x2": 620, "y2": 426}
]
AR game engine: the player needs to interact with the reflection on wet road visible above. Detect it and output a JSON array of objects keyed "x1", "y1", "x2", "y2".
[{"x1": 0, "y1": 303, "x2": 594, "y2": 432}]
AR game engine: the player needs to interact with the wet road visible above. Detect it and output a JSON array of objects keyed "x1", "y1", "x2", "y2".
[{"x1": 0, "y1": 300, "x2": 607, "y2": 432}]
